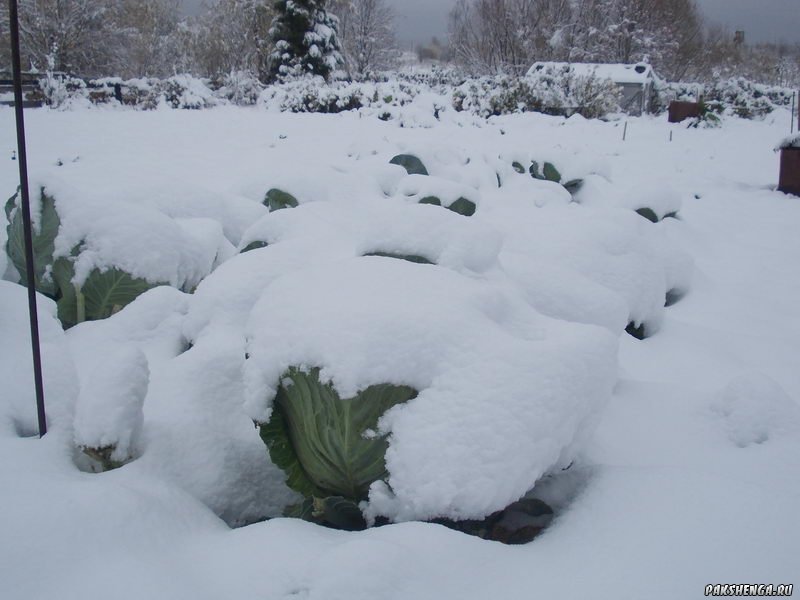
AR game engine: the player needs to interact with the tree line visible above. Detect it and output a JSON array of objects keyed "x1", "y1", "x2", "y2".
[
  {"x1": 448, "y1": 0, "x2": 800, "y2": 85},
  {"x1": 0, "y1": 0, "x2": 397, "y2": 80},
  {"x1": 1, "y1": 0, "x2": 797, "y2": 87}
]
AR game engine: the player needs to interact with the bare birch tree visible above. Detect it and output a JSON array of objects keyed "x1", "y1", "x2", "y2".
[
  {"x1": 0, "y1": 0, "x2": 114, "y2": 75},
  {"x1": 330, "y1": 0, "x2": 398, "y2": 77}
]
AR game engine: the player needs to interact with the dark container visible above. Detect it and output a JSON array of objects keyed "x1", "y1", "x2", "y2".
[
  {"x1": 778, "y1": 147, "x2": 800, "y2": 196},
  {"x1": 668, "y1": 101, "x2": 701, "y2": 123}
]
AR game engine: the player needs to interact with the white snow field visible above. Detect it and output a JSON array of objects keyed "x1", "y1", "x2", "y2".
[{"x1": 1, "y1": 103, "x2": 799, "y2": 599}]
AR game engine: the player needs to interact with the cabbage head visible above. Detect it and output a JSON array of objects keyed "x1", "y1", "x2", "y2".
[{"x1": 259, "y1": 367, "x2": 418, "y2": 522}]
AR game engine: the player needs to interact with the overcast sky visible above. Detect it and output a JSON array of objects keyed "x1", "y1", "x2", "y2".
[{"x1": 183, "y1": 0, "x2": 800, "y2": 47}]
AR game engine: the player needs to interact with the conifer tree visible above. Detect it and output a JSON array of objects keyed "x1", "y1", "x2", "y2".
[{"x1": 269, "y1": 0, "x2": 344, "y2": 80}]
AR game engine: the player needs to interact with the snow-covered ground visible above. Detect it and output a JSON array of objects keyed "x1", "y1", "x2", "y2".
[{"x1": 1, "y1": 104, "x2": 799, "y2": 599}]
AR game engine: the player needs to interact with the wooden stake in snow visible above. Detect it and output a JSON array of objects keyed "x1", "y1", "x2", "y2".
[
  {"x1": 7, "y1": 0, "x2": 47, "y2": 438},
  {"x1": 623, "y1": 121, "x2": 628, "y2": 141}
]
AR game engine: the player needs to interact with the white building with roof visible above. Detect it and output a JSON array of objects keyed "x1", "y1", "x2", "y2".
[{"x1": 526, "y1": 62, "x2": 660, "y2": 116}]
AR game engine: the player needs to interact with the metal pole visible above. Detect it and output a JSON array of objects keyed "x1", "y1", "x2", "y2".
[{"x1": 8, "y1": 0, "x2": 47, "y2": 438}]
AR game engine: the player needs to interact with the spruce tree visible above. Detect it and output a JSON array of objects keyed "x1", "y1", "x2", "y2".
[{"x1": 269, "y1": 0, "x2": 344, "y2": 81}]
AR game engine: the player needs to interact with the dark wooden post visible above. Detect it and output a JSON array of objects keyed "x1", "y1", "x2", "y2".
[{"x1": 778, "y1": 147, "x2": 800, "y2": 196}]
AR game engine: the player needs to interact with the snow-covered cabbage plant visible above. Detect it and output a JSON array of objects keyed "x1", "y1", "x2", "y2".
[
  {"x1": 527, "y1": 159, "x2": 583, "y2": 195},
  {"x1": 4, "y1": 190, "x2": 160, "y2": 327},
  {"x1": 74, "y1": 347, "x2": 149, "y2": 471},
  {"x1": 241, "y1": 239, "x2": 619, "y2": 527},
  {"x1": 390, "y1": 154, "x2": 477, "y2": 216},
  {"x1": 258, "y1": 367, "x2": 418, "y2": 530}
]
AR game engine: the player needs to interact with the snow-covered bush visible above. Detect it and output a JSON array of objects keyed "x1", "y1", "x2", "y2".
[
  {"x1": 215, "y1": 71, "x2": 265, "y2": 106},
  {"x1": 146, "y1": 75, "x2": 218, "y2": 110},
  {"x1": 38, "y1": 72, "x2": 87, "y2": 109},
  {"x1": 452, "y1": 67, "x2": 620, "y2": 119},
  {"x1": 259, "y1": 76, "x2": 364, "y2": 113},
  {"x1": 656, "y1": 78, "x2": 795, "y2": 119}
]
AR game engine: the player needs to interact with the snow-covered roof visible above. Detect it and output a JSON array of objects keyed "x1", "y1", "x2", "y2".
[{"x1": 527, "y1": 62, "x2": 656, "y2": 85}]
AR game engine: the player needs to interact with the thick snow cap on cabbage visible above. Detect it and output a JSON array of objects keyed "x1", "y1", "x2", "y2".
[
  {"x1": 243, "y1": 258, "x2": 618, "y2": 522},
  {"x1": 188, "y1": 197, "x2": 502, "y2": 344},
  {"x1": 239, "y1": 198, "x2": 502, "y2": 273},
  {"x1": 483, "y1": 197, "x2": 682, "y2": 333},
  {"x1": 73, "y1": 346, "x2": 149, "y2": 461},
  {"x1": 39, "y1": 177, "x2": 231, "y2": 289}
]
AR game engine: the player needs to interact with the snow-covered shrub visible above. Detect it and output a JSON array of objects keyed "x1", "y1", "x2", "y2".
[
  {"x1": 215, "y1": 71, "x2": 264, "y2": 106},
  {"x1": 147, "y1": 75, "x2": 218, "y2": 110},
  {"x1": 453, "y1": 77, "x2": 541, "y2": 117},
  {"x1": 707, "y1": 78, "x2": 794, "y2": 118},
  {"x1": 656, "y1": 78, "x2": 795, "y2": 119},
  {"x1": 74, "y1": 347, "x2": 149, "y2": 471},
  {"x1": 392, "y1": 65, "x2": 466, "y2": 91},
  {"x1": 259, "y1": 76, "x2": 364, "y2": 113},
  {"x1": 452, "y1": 67, "x2": 620, "y2": 119},
  {"x1": 38, "y1": 72, "x2": 87, "y2": 109}
]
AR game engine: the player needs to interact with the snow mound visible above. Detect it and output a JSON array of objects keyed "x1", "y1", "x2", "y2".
[
  {"x1": 618, "y1": 180, "x2": 683, "y2": 220},
  {"x1": 0, "y1": 281, "x2": 78, "y2": 436},
  {"x1": 484, "y1": 199, "x2": 680, "y2": 333},
  {"x1": 239, "y1": 198, "x2": 502, "y2": 273},
  {"x1": 64, "y1": 286, "x2": 294, "y2": 524},
  {"x1": 243, "y1": 258, "x2": 618, "y2": 521},
  {"x1": 73, "y1": 346, "x2": 149, "y2": 462},
  {"x1": 711, "y1": 373, "x2": 800, "y2": 447}
]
